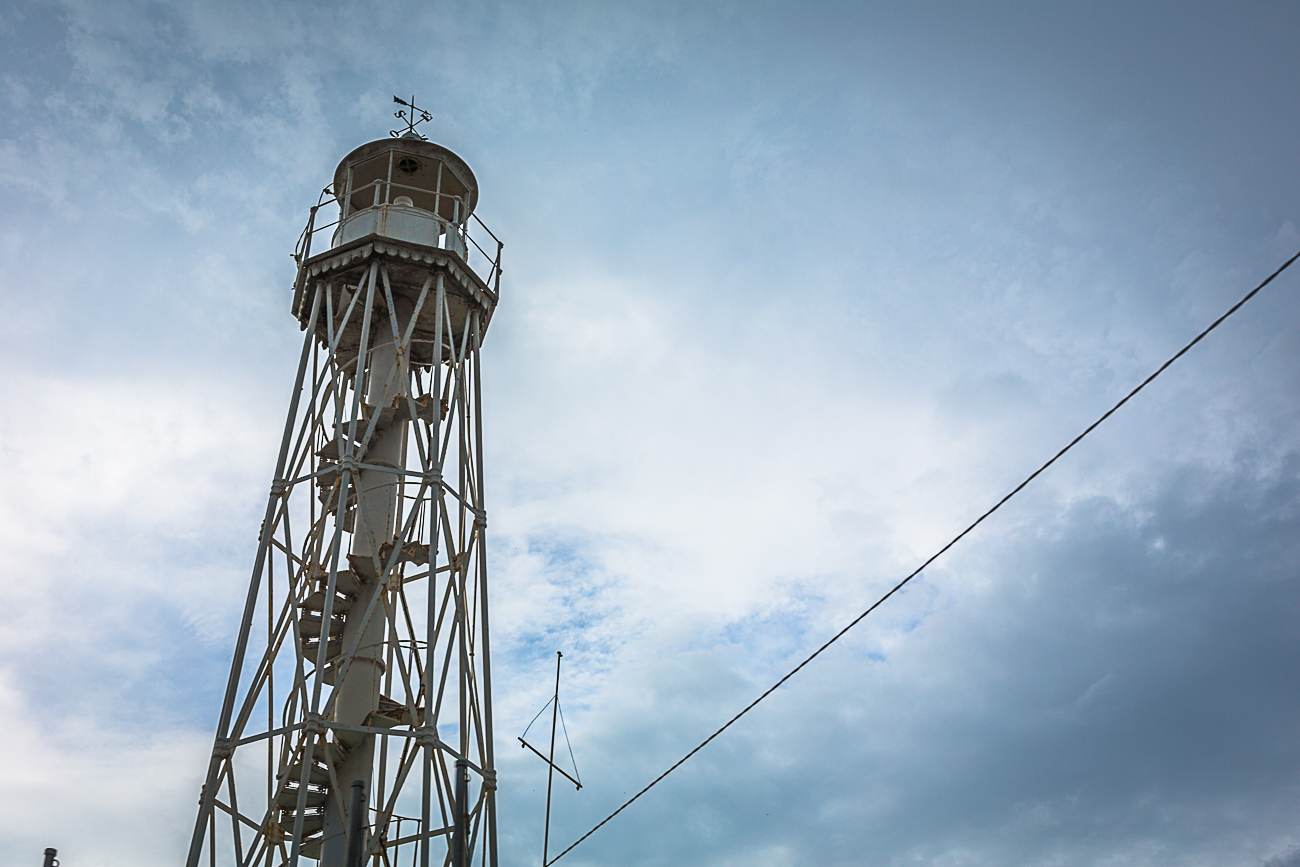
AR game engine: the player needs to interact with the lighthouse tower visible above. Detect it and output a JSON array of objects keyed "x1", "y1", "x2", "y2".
[{"x1": 187, "y1": 110, "x2": 503, "y2": 867}]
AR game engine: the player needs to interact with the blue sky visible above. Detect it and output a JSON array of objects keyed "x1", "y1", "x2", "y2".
[{"x1": 3, "y1": 2, "x2": 1300, "y2": 865}]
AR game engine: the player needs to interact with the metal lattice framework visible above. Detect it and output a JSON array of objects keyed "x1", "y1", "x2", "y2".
[{"x1": 187, "y1": 182, "x2": 502, "y2": 867}]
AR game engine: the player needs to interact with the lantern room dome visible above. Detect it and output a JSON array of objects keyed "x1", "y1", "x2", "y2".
[
  {"x1": 330, "y1": 138, "x2": 481, "y2": 255},
  {"x1": 333, "y1": 138, "x2": 478, "y2": 221}
]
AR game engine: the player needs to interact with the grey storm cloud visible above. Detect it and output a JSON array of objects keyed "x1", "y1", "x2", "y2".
[{"x1": 513, "y1": 453, "x2": 1300, "y2": 867}]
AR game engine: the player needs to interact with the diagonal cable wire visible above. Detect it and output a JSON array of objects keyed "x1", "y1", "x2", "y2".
[
  {"x1": 549, "y1": 248, "x2": 1300, "y2": 863},
  {"x1": 558, "y1": 700, "x2": 581, "y2": 785},
  {"x1": 522, "y1": 697, "x2": 554, "y2": 741}
]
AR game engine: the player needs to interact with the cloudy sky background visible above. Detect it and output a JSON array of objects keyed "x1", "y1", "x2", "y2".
[{"x1": 3, "y1": 1, "x2": 1300, "y2": 865}]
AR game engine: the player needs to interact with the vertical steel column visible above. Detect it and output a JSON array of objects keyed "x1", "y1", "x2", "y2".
[
  {"x1": 345, "y1": 781, "x2": 366, "y2": 867},
  {"x1": 542, "y1": 652, "x2": 562, "y2": 867},
  {"x1": 453, "y1": 758, "x2": 468, "y2": 867},
  {"x1": 472, "y1": 311, "x2": 499, "y2": 867},
  {"x1": 420, "y1": 272, "x2": 447, "y2": 867},
  {"x1": 455, "y1": 330, "x2": 470, "y2": 867}
]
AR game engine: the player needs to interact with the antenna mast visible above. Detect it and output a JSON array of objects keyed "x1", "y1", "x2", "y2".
[{"x1": 543, "y1": 652, "x2": 562, "y2": 867}]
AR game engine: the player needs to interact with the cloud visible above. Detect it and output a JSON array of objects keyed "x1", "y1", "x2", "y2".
[
  {"x1": 2, "y1": 2, "x2": 1300, "y2": 865},
  {"x1": 0, "y1": 668, "x2": 210, "y2": 867},
  {"x1": 510, "y1": 451, "x2": 1300, "y2": 867}
]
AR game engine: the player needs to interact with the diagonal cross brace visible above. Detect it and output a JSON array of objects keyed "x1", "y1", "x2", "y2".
[{"x1": 518, "y1": 738, "x2": 581, "y2": 790}]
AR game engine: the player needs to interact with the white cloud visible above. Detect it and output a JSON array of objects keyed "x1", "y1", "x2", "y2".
[{"x1": 0, "y1": 669, "x2": 209, "y2": 867}]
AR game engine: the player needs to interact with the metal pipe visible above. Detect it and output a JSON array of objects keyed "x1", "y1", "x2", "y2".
[
  {"x1": 42, "y1": 849, "x2": 57, "y2": 867},
  {"x1": 345, "y1": 780, "x2": 366, "y2": 867},
  {"x1": 472, "y1": 313, "x2": 499, "y2": 867},
  {"x1": 420, "y1": 272, "x2": 446, "y2": 867},
  {"x1": 453, "y1": 758, "x2": 469, "y2": 867}
]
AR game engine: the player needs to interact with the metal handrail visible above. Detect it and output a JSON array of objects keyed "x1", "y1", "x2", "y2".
[
  {"x1": 464, "y1": 231, "x2": 493, "y2": 264},
  {"x1": 344, "y1": 178, "x2": 468, "y2": 213},
  {"x1": 296, "y1": 188, "x2": 503, "y2": 295},
  {"x1": 469, "y1": 212, "x2": 501, "y2": 246}
]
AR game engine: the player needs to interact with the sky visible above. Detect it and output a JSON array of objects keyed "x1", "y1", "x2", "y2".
[{"x1": 2, "y1": 1, "x2": 1300, "y2": 865}]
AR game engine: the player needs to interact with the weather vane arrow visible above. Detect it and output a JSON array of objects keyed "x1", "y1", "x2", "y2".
[{"x1": 391, "y1": 94, "x2": 432, "y2": 139}]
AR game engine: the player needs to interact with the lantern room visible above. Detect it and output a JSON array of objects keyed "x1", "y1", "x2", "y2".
[{"x1": 331, "y1": 136, "x2": 480, "y2": 258}]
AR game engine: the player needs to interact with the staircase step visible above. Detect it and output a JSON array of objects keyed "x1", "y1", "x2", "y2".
[
  {"x1": 298, "y1": 614, "x2": 345, "y2": 638},
  {"x1": 300, "y1": 591, "x2": 353, "y2": 613},
  {"x1": 370, "y1": 695, "x2": 420, "y2": 727},
  {"x1": 391, "y1": 393, "x2": 441, "y2": 424},
  {"x1": 276, "y1": 786, "x2": 328, "y2": 808},
  {"x1": 331, "y1": 569, "x2": 362, "y2": 595},
  {"x1": 280, "y1": 810, "x2": 324, "y2": 837},
  {"x1": 302, "y1": 638, "x2": 342, "y2": 663},
  {"x1": 282, "y1": 761, "x2": 330, "y2": 786},
  {"x1": 315, "y1": 435, "x2": 364, "y2": 461},
  {"x1": 378, "y1": 695, "x2": 406, "y2": 715},
  {"x1": 324, "y1": 741, "x2": 350, "y2": 769},
  {"x1": 304, "y1": 564, "x2": 358, "y2": 599},
  {"x1": 317, "y1": 479, "x2": 358, "y2": 510},
  {"x1": 401, "y1": 541, "x2": 431, "y2": 566},
  {"x1": 347, "y1": 554, "x2": 380, "y2": 581},
  {"x1": 377, "y1": 540, "x2": 431, "y2": 568}
]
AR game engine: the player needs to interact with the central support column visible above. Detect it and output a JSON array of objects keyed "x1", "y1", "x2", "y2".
[{"x1": 321, "y1": 296, "x2": 412, "y2": 867}]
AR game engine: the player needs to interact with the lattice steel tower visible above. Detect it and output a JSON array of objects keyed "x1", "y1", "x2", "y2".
[{"x1": 187, "y1": 118, "x2": 504, "y2": 867}]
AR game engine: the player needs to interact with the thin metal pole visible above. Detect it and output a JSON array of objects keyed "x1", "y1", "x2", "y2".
[
  {"x1": 455, "y1": 346, "x2": 471, "y2": 867},
  {"x1": 454, "y1": 758, "x2": 469, "y2": 867},
  {"x1": 421, "y1": 272, "x2": 446, "y2": 867},
  {"x1": 471, "y1": 312, "x2": 499, "y2": 867},
  {"x1": 266, "y1": 513, "x2": 275, "y2": 867},
  {"x1": 542, "y1": 651, "x2": 562, "y2": 867},
  {"x1": 385, "y1": 151, "x2": 394, "y2": 206},
  {"x1": 345, "y1": 780, "x2": 367, "y2": 867}
]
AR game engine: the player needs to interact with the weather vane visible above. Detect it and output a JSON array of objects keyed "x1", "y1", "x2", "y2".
[{"x1": 391, "y1": 94, "x2": 432, "y2": 140}]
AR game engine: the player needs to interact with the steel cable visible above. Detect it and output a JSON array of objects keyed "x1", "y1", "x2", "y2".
[{"x1": 549, "y1": 247, "x2": 1300, "y2": 863}]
